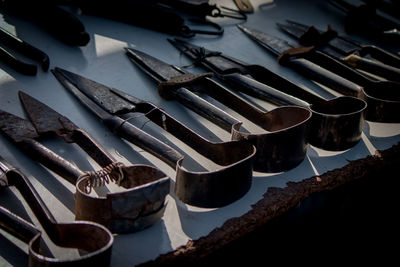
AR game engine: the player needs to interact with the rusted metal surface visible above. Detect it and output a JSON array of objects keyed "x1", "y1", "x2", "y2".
[
  {"x1": 237, "y1": 24, "x2": 400, "y2": 123},
  {"x1": 125, "y1": 47, "x2": 312, "y2": 172},
  {"x1": 52, "y1": 68, "x2": 255, "y2": 208},
  {"x1": 0, "y1": 93, "x2": 170, "y2": 234},
  {"x1": 167, "y1": 39, "x2": 365, "y2": 152},
  {"x1": 0, "y1": 156, "x2": 114, "y2": 266}
]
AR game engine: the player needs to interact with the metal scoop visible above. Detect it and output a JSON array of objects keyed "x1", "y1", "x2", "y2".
[
  {"x1": 52, "y1": 67, "x2": 255, "y2": 208},
  {"x1": 125, "y1": 47, "x2": 312, "y2": 172},
  {"x1": 167, "y1": 39, "x2": 366, "y2": 151},
  {"x1": 0, "y1": 92, "x2": 170, "y2": 234},
  {"x1": 238, "y1": 24, "x2": 400, "y2": 123},
  {"x1": 0, "y1": 156, "x2": 113, "y2": 266}
]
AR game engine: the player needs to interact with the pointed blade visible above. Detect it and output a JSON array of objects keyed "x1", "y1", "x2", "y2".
[
  {"x1": 52, "y1": 68, "x2": 134, "y2": 117},
  {"x1": 125, "y1": 47, "x2": 183, "y2": 82},
  {"x1": 19, "y1": 91, "x2": 78, "y2": 136},
  {"x1": 276, "y1": 22, "x2": 308, "y2": 40},
  {"x1": 0, "y1": 109, "x2": 39, "y2": 142},
  {"x1": 237, "y1": 24, "x2": 294, "y2": 56},
  {"x1": 281, "y1": 20, "x2": 360, "y2": 56}
]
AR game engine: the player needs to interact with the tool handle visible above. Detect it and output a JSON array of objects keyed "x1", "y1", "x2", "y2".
[
  {"x1": 344, "y1": 54, "x2": 400, "y2": 82},
  {"x1": 0, "y1": 27, "x2": 50, "y2": 71},
  {"x1": 0, "y1": 206, "x2": 39, "y2": 243},
  {"x1": 103, "y1": 116, "x2": 182, "y2": 169},
  {"x1": 0, "y1": 47, "x2": 37, "y2": 75},
  {"x1": 307, "y1": 50, "x2": 376, "y2": 86},
  {"x1": 288, "y1": 56, "x2": 363, "y2": 97},
  {"x1": 20, "y1": 138, "x2": 83, "y2": 184},
  {"x1": 170, "y1": 87, "x2": 241, "y2": 132},
  {"x1": 72, "y1": 129, "x2": 116, "y2": 168},
  {"x1": 361, "y1": 45, "x2": 400, "y2": 68},
  {"x1": 222, "y1": 73, "x2": 310, "y2": 107},
  {"x1": 0, "y1": 156, "x2": 57, "y2": 237}
]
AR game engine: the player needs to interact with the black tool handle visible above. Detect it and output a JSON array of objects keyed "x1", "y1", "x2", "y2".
[
  {"x1": 72, "y1": 129, "x2": 116, "y2": 168},
  {"x1": 103, "y1": 116, "x2": 182, "y2": 169},
  {"x1": 361, "y1": 45, "x2": 400, "y2": 68},
  {"x1": 287, "y1": 56, "x2": 363, "y2": 97},
  {"x1": 19, "y1": 138, "x2": 84, "y2": 184},
  {"x1": 221, "y1": 73, "x2": 310, "y2": 107},
  {"x1": 0, "y1": 27, "x2": 50, "y2": 71},
  {"x1": 0, "y1": 47, "x2": 37, "y2": 75},
  {"x1": 344, "y1": 54, "x2": 400, "y2": 82}
]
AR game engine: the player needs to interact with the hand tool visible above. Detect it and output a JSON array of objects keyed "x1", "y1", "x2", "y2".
[
  {"x1": 361, "y1": 0, "x2": 400, "y2": 19},
  {"x1": 329, "y1": 0, "x2": 400, "y2": 40},
  {"x1": 52, "y1": 67, "x2": 255, "y2": 208},
  {"x1": 277, "y1": 20, "x2": 400, "y2": 82},
  {"x1": 238, "y1": 24, "x2": 400, "y2": 123},
  {"x1": 0, "y1": 156, "x2": 113, "y2": 266},
  {"x1": 0, "y1": 27, "x2": 49, "y2": 75},
  {"x1": 0, "y1": 92, "x2": 170, "y2": 233},
  {"x1": 0, "y1": 0, "x2": 90, "y2": 46},
  {"x1": 167, "y1": 39, "x2": 366, "y2": 151},
  {"x1": 125, "y1": 47, "x2": 311, "y2": 172}
]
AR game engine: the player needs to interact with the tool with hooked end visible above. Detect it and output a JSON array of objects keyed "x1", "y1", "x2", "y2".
[
  {"x1": 0, "y1": 156, "x2": 113, "y2": 266},
  {"x1": 0, "y1": 92, "x2": 170, "y2": 234},
  {"x1": 52, "y1": 67, "x2": 255, "y2": 208},
  {"x1": 125, "y1": 47, "x2": 311, "y2": 172},
  {"x1": 277, "y1": 20, "x2": 400, "y2": 82},
  {"x1": 238, "y1": 24, "x2": 400, "y2": 123},
  {"x1": 168, "y1": 39, "x2": 366, "y2": 151},
  {"x1": 0, "y1": 27, "x2": 49, "y2": 75}
]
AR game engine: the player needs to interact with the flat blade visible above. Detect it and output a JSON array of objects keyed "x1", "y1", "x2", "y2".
[
  {"x1": 19, "y1": 91, "x2": 77, "y2": 136},
  {"x1": 283, "y1": 20, "x2": 360, "y2": 55},
  {"x1": 237, "y1": 24, "x2": 294, "y2": 56},
  {"x1": 52, "y1": 68, "x2": 134, "y2": 116},
  {"x1": 276, "y1": 22, "x2": 306, "y2": 39},
  {"x1": 125, "y1": 47, "x2": 183, "y2": 82},
  {"x1": 0, "y1": 109, "x2": 39, "y2": 142},
  {"x1": 168, "y1": 38, "x2": 249, "y2": 75}
]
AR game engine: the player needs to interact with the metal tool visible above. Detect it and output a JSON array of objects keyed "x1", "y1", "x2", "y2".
[
  {"x1": 0, "y1": 92, "x2": 170, "y2": 233},
  {"x1": 52, "y1": 67, "x2": 255, "y2": 208},
  {"x1": 329, "y1": 0, "x2": 400, "y2": 40},
  {"x1": 238, "y1": 24, "x2": 400, "y2": 123},
  {"x1": 0, "y1": 0, "x2": 90, "y2": 46},
  {"x1": 362, "y1": 0, "x2": 400, "y2": 19},
  {"x1": 0, "y1": 27, "x2": 49, "y2": 75},
  {"x1": 167, "y1": 39, "x2": 366, "y2": 151},
  {"x1": 125, "y1": 47, "x2": 311, "y2": 172},
  {"x1": 0, "y1": 156, "x2": 113, "y2": 266},
  {"x1": 277, "y1": 20, "x2": 400, "y2": 82}
]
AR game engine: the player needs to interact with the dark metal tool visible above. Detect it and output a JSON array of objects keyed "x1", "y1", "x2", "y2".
[
  {"x1": 126, "y1": 47, "x2": 311, "y2": 172},
  {"x1": 59, "y1": 0, "x2": 223, "y2": 38},
  {"x1": 167, "y1": 39, "x2": 366, "y2": 151},
  {"x1": 0, "y1": 156, "x2": 113, "y2": 266},
  {"x1": 0, "y1": 92, "x2": 170, "y2": 233},
  {"x1": 277, "y1": 20, "x2": 400, "y2": 82},
  {"x1": 0, "y1": 0, "x2": 90, "y2": 46},
  {"x1": 361, "y1": 0, "x2": 400, "y2": 19},
  {"x1": 329, "y1": 0, "x2": 400, "y2": 40},
  {"x1": 238, "y1": 24, "x2": 400, "y2": 123},
  {"x1": 0, "y1": 27, "x2": 49, "y2": 75},
  {"x1": 52, "y1": 67, "x2": 255, "y2": 208}
]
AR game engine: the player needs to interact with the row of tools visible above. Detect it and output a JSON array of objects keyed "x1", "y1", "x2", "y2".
[{"x1": 1, "y1": 0, "x2": 400, "y2": 265}]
